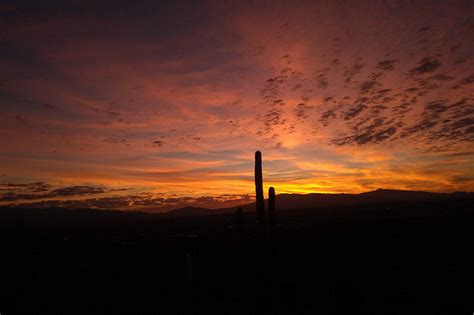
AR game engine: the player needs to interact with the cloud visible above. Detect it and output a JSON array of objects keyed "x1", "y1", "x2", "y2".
[
  {"x1": 47, "y1": 186, "x2": 106, "y2": 197},
  {"x1": 377, "y1": 59, "x2": 398, "y2": 71},
  {"x1": 332, "y1": 118, "x2": 398, "y2": 146},
  {"x1": 344, "y1": 104, "x2": 366, "y2": 120},
  {"x1": 0, "y1": 183, "x2": 107, "y2": 202},
  {"x1": 409, "y1": 57, "x2": 441, "y2": 74},
  {"x1": 460, "y1": 74, "x2": 474, "y2": 86},
  {"x1": 0, "y1": 181, "x2": 51, "y2": 192},
  {"x1": 294, "y1": 103, "x2": 312, "y2": 120},
  {"x1": 344, "y1": 63, "x2": 364, "y2": 83},
  {"x1": 4, "y1": 191, "x2": 254, "y2": 212}
]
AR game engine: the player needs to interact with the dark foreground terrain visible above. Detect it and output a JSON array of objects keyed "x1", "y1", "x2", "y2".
[{"x1": 1, "y1": 196, "x2": 473, "y2": 314}]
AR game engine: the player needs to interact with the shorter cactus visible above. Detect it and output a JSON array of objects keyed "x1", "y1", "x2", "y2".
[{"x1": 268, "y1": 187, "x2": 276, "y2": 235}]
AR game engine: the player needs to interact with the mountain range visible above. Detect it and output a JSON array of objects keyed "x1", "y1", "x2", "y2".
[{"x1": 163, "y1": 188, "x2": 474, "y2": 218}]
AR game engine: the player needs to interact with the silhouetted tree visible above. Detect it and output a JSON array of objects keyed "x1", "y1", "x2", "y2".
[{"x1": 255, "y1": 151, "x2": 266, "y2": 233}]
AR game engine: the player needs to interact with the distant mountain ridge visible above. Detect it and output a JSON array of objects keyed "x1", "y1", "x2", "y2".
[
  {"x1": 163, "y1": 206, "x2": 214, "y2": 217},
  {"x1": 163, "y1": 189, "x2": 474, "y2": 218},
  {"x1": 2, "y1": 189, "x2": 472, "y2": 219}
]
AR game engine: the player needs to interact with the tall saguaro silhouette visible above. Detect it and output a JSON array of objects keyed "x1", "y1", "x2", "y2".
[
  {"x1": 255, "y1": 151, "x2": 266, "y2": 231},
  {"x1": 268, "y1": 186, "x2": 276, "y2": 235}
]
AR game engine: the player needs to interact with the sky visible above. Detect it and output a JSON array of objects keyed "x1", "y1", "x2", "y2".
[{"x1": 0, "y1": 0, "x2": 473, "y2": 212}]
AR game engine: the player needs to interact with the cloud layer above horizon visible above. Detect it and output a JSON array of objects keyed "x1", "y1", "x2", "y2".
[{"x1": 1, "y1": 0, "x2": 473, "y2": 211}]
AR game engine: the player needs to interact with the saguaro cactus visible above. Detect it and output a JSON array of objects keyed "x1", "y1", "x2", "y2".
[
  {"x1": 255, "y1": 151, "x2": 266, "y2": 231},
  {"x1": 268, "y1": 187, "x2": 276, "y2": 234}
]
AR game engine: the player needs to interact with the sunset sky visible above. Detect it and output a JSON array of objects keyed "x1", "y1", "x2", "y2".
[{"x1": 1, "y1": 1, "x2": 473, "y2": 212}]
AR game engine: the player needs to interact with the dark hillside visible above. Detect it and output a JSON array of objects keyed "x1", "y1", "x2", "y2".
[{"x1": 1, "y1": 194, "x2": 473, "y2": 314}]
